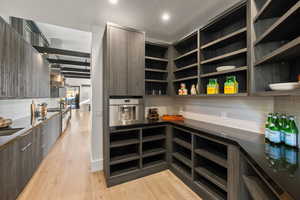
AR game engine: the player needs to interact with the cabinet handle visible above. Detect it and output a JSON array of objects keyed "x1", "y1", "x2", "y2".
[{"x1": 21, "y1": 143, "x2": 32, "y2": 152}]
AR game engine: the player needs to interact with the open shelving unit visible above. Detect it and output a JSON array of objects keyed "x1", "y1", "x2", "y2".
[
  {"x1": 108, "y1": 126, "x2": 168, "y2": 180},
  {"x1": 170, "y1": 126, "x2": 232, "y2": 200},
  {"x1": 193, "y1": 135, "x2": 228, "y2": 200},
  {"x1": 199, "y1": 2, "x2": 248, "y2": 96},
  {"x1": 142, "y1": 126, "x2": 167, "y2": 168},
  {"x1": 171, "y1": 127, "x2": 193, "y2": 178},
  {"x1": 145, "y1": 42, "x2": 169, "y2": 96},
  {"x1": 172, "y1": 31, "x2": 200, "y2": 95},
  {"x1": 252, "y1": 0, "x2": 300, "y2": 95},
  {"x1": 109, "y1": 129, "x2": 141, "y2": 178}
]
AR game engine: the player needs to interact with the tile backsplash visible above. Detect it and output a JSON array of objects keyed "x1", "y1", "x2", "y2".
[{"x1": 0, "y1": 98, "x2": 60, "y2": 120}]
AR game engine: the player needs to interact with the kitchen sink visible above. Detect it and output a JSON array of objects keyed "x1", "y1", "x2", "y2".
[{"x1": 0, "y1": 128, "x2": 24, "y2": 136}]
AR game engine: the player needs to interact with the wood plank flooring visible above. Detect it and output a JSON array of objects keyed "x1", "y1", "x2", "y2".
[{"x1": 17, "y1": 109, "x2": 202, "y2": 200}]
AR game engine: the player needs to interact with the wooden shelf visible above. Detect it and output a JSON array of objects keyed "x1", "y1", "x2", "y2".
[
  {"x1": 201, "y1": 27, "x2": 247, "y2": 49},
  {"x1": 145, "y1": 94, "x2": 168, "y2": 97},
  {"x1": 195, "y1": 149, "x2": 227, "y2": 168},
  {"x1": 253, "y1": 90, "x2": 300, "y2": 97},
  {"x1": 173, "y1": 138, "x2": 192, "y2": 150},
  {"x1": 143, "y1": 160, "x2": 167, "y2": 169},
  {"x1": 173, "y1": 76, "x2": 198, "y2": 82},
  {"x1": 175, "y1": 93, "x2": 248, "y2": 97},
  {"x1": 174, "y1": 49, "x2": 198, "y2": 61},
  {"x1": 195, "y1": 166, "x2": 227, "y2": 192},
  {"x1": 172, "y1": 152, "x2": 192, "y2": 167},
  {"x1": 143, "y1": 148, "x2": 166, "y2": 158},
  {"x1": 143, "y1": 135, "x2": 166, "y2": 143},
  {"x1": 243, "y1": 175, "x2": 277, "y2": 200},
  {"x1": 255, "y1": 36, "x2": 300, "y2": 66},
  {"x1": 254, "y1": 0, "x2": 296, "y2": 22},
  {"x1": 145, "y1": 56, "x2": 168, "y2": 62},
  {"x1": 255, "y1": 2, "x2": 300, "y2": 45},
  {"x1": 201, "y1": 48, "x2": 247, "y2": 65},
  {"x1": 145, "y1": 79, "x2": 168, "y2": 83},
  {"x1": 110, "y1": 139, "x2": 139, "y2": 148},
  {"x1": 110, "y1": 166, "x2": 139, "y2": 178},
  {"x1": 171, "y1": 163, "x2": 192, "y2": 179},
  {"x1": 174, "y1": 63, "x2": 198, "y2": 73},
  {"x1": 200, "y1": 66, "x2": 248, "y2": 78},
  {"x1": 145, "y1": 68, "x2": 168, "y2": 73},
  {"x1": 200, "y1": 93, "x2": 248, "y2": 97},
  {"x1": 194, "y1": 180, "x2": 226, "y2": 200},
  {"x1": 110, "y1": 153, "x2": 140, "y2": 165}
]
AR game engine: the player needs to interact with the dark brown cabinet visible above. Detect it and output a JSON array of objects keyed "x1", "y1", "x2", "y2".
[
  {"x1": 127, "y1": 31, "x2": 145, "y2": 96},
  {"x1": 42, "y1": 114, "x2": 61, "y2": 158},
  {"x1": 0, "y1": 141, "x2": 18, "y2": 200},
  {"x1": 33, "y1": 126, "x2": 43, "y2": 170},
  {"x1": 105, "y1": 24, "x2": 145, "y2": 96},
  {"x1": 17, "y1": 130, "x2": 34, "y2": 192},
  {"x1": 0, "y1": 113, "x2": 62, "y2": 200},
  {"x1": 0, "y1": 17, "x2": 50, "y2": 99}
]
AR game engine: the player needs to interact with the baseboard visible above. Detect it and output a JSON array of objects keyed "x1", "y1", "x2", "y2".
[{"x1": 90, "y1": 158, "x2": 103, "y2": 172}]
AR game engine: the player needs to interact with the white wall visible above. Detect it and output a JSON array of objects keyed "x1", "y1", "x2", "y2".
[
  {"x1": 90, "y1": 25, "x2": 105, "y2": 172},
  {"x1": 65, "y1": 78, "x2": 91, "y2": 104},
  {"x1": 0, "y1": 98, "x2": 60, "y2": 120}
]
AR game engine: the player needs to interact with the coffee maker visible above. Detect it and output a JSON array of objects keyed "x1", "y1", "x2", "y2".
[{"x1": 109, "y1": 98, "x2": 144, "y2": 126}]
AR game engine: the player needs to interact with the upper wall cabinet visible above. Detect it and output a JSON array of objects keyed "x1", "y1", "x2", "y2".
[
  {"x1": 104, "y1": 24, "x2": 145, "y2": 96},
  {"x1": 0, "y1": 17, "x2": 50, "y2": 99}
]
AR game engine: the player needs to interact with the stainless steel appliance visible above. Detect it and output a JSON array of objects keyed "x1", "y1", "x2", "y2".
[{"x1": 109, "y1": 98, "x2": 144, "y2": 126}]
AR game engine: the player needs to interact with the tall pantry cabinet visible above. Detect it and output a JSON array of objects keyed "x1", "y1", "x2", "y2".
[{"x1": 103, "y1": 23, "x2": 145, "y2": 96}]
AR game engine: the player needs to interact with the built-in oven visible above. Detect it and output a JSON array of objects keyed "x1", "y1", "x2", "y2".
[{"x1": 109, "y1": 98, "x2": 144, "y2": 126}]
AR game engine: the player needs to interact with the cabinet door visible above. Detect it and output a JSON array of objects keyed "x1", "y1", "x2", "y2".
[
  {"x1": 33, "y1": 126, "x2": 43, "y2": 170},
  {"x1": 0, "y1": 18, "x2": 6, "y2": 97},
  {"x1": 0, "y1": 22, "x2": 20, "y2": 98},
  {"x1": 42, "y1": 122, "x2": 50, "y2": 158},
  {"x1": 17, "y1": 130, "x2": 34, "y2": 192},
  {"x1": 0, "y1": 141, "x2": 18, "y2": 200},
  {"x1": 108, "y1": 26, "x2": 128, "y2": 95},
  {"x1": 127, "y1": 31, "x2": 145, "y2": 96}
]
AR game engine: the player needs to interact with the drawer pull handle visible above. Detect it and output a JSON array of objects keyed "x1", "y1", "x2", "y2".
[{"x1": 21, "y1": 143, "x2": 32, "y2": 152}]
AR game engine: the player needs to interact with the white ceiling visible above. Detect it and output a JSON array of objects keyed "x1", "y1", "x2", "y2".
[
  {"x1": 0, "y1": 0, "x2": 241, "y2": 42},
  {"x1": 37, "y1": 22, "x2": 92, "y2": 53}
]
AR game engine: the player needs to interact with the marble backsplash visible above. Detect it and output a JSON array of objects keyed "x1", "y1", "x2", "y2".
[{"x1": 0, "y1": 98, "x2": 60, "y2": 120}]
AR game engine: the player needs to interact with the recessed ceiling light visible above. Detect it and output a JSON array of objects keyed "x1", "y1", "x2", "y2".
[
  {"x1": 162, "y1": 12, "x2": 170, "y2": 22},
  {"x1": 109, "y1": 0, "x2": 118, "y2": 5}
]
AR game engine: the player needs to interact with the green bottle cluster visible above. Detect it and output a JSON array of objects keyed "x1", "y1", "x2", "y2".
[{"x1": 265, "y1": 113, "x2": 299, "y2": 148}]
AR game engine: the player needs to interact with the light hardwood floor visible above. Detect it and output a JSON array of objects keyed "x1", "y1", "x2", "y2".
[{"x1": 17, "y1": 109, "x2": 202, "y2": 200}]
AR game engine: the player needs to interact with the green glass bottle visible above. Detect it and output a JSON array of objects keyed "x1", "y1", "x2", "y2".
[
  {"x1": 279, "y1": 114, "x2": 287, "y2": 143},
  {"x1": 285, "y1": 116, "x2": 299, "y2": 147},
  {"x1": 265, "y1": 113, "x2": 273, "y2": 141},
  {"x1": 269, "y1": 115, "x2": 281, "y2": 144}
]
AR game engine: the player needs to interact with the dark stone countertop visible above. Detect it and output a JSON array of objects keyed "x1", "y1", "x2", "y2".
[
  {"x1": 110, "y1": 119, "x2": 299, "y2": 199},
  {"x1": 0, "y1": 112, "x2": 60, "y2": 150}
]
